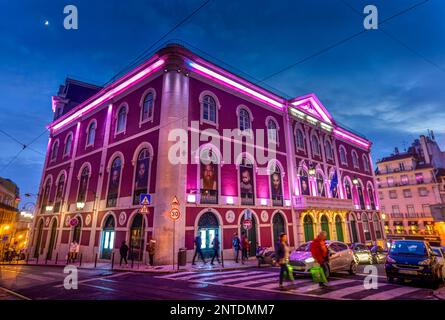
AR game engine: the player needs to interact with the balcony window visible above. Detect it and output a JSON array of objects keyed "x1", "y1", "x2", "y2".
[
  {"x1": 403, "y1": 189, "x2": 412, "y2": 198},
  {"x1": 389, "y1": 190, "x2": 397, "y2": 199},
  {"x1": 415, "y1": 173, "x2": 424, "y2": 184}
]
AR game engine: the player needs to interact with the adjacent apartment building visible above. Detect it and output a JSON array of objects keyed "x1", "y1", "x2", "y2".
[
  {"x1": 376, "y1": 132, "x2": 445, "y2": 245},
  {"x1": 30, "y1": 44, "x2": 384, "y2": 265},
  {"x1": 0, "y1": 177, "x2": 20, "y2": 255}
]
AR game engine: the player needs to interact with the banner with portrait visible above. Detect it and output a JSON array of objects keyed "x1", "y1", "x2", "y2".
[
  {"x1": 300, "y1": 173, "x2": 310, "y2": 196},
  {"x1": 239, "y1": 164, "x2": 255, "y2": 205},
  {"x1": 270, "y1": 168, "x2": 283, "y2": 205},
  {"x1": 316, "y1": 174, "x2": 326, "y2": 197},
  {"x1": 107, "y1": 158, "x2": 122, "y2": 207},
  {"x1": 200, "y1": 161, "x2": 218, "y2": 204},
  {"x1": 133, "y1": 155, "x2": 149, "y2": 205}
]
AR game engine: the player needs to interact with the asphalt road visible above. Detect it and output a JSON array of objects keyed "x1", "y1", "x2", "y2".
[{"x1": 0, "y1": 264, "x2": 441, "y2": 300}]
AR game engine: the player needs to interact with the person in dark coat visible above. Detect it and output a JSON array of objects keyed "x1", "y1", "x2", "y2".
[
  {"x1": 232, "y1": 233, "x2": 241, "y2": 263},
  {"x1": 211, "y1": 235, "x2": 221, "y2": 265},
  {"x1": 119, "y1": 241, "x2": 129, "y2": 266},
  {"x1": 192, "y1": 234, "x2": 206, "y2": 265}
]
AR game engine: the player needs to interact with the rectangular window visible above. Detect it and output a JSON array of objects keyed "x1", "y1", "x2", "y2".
[
  {"x1": 415, "y1": 173, "x2": 424, "y2": 184},
  {"x1": 407, "y1": 205, "x2": 415, "y2": 215},
  {"x1": 401, "y1": 175, "x2": 409, "y2": 185},
  {"x1": 422, "y1": 204, "x2": 430, "y2": 215},
  {"x1": 392, "y1": 205, "x2": 400, "y2": 214},
  {"x1": 378, "y1": 192, "x2": 384, "y2": 200},
  {"x1": 418, "y1": 187, "x2": 428, "y2": 197},
  {"x1": 387, "y1": 177, "x2": 394, "y2": 187},
  {"x1": 403, "y1": 189, "x2": 412, "y2": 198},
  {"x1": 399, "y1": 162, "x2": 405, "y2": 171},
  {"x1": 389, "y1": 190, "x2": 397, "y2": 199}
]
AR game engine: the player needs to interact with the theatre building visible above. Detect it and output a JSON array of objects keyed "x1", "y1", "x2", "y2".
[{"x1": 30, "y1": 44, "x2": 384, "y2": 265}]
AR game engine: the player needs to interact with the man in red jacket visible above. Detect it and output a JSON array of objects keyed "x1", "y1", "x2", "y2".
[{"x1": 310, "y1": 231, "x2": 329, "y2": 287}]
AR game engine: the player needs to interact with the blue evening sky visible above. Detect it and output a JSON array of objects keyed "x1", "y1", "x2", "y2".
[{"x1": 0, "y1": 0, "x2": 444, "y2": 202}]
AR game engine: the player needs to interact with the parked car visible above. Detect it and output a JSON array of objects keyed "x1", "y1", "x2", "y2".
[
  {"x1": 289, "y1": 241, "x2": 358, "y2": 278},
  {"x1": 350, "y1": 243, "x2": 373, "y2": 264},
  {"x1": 431, "y1": 247, "x2": 445, "y2": 283},
  {"x1": 385, "y1": 240, "x2": 442, "y2": 287},
  {"x1": 256, "y1": 246, "x2": 276, "y2": 267},
  {"x1": 370, "y1": 245, "x2": 388, "y2": 264}
]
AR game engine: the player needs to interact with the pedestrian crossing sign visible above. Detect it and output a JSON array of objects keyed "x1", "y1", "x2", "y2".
[{"x1": 140, "y1": 194, "x2": 151, "y2": 206}]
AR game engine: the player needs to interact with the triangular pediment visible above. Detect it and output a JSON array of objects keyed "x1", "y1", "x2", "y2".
[{"x1": 289, "y1": 93, "x2": 335, "y2": 125}]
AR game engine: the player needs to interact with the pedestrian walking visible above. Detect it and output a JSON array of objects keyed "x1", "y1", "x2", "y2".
[
  {"x1": 310, "y1": 231, "x2": 329, "y2": 288},
  {"x1": 276, "y1": 233, "x2": 293, "y2": 289},
  {"x1": 119, "y1": 241, "x2": 129, "y2": 266},
  {"x1": 68, "y1": 240, "x2": 77, "y2": 263},
  {"x1": 232, "y1": 233, "x2": 241, "y2": 263},
  {"x1": 241, "y1": 232, "x2": 249, "y2": 264},
  {"x1": 210, "y1": 235, "x2": 221, "y2": 265},
  {"x1": 192, "y1": 234, "x2": 206, "y2": 265},
  {"x1": 148, "y1": 239, "x2": 156, "y2": 266}
]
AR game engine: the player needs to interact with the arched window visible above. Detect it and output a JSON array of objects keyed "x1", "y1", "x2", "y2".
[
  {"x1": 344, "y1": 179, "x2": 352, "y2": 200},
  {"x1": 107, "y1": 157, "x2": 122, "y2": 207},
  {"x1": 316, "y1": 173, "x2": 325, "y2": 197},
  {"x1": 77, "y1": 166, "x2": 89, "y2": 203},
  {"x1": 199, "y1": 211, "x2": 221, "y2": 257},
  {"x1": 51, "y1": 141, "x2": 59, "y2": 161},
  {"x1": 362, "y1": 213, "x2": 371, "y2": 241},
  {"x1": 296, "y1": 129, "x2": 305, "y2": 150},
  {"x1": 40, "y1": 179, "x2": 51, "y2": 210},
  {"x1": 86, "y1": 121, "x2": 96, "y2": 146},
  {"x1": 202, "y1": 95, "x2": 217, "y2": 124},
  {"x1": 320, "y1": 215, "x2": 330, "y2": 240},
  {"x1": 339, "y1": 146, "x2": 347, "y2": 165},
  {"x1": 325, "y1": 140, "x2": 333, "y2": 160},
  {"x1": 311, "y1": 135, "x2": 321, "y2": 156},
  {"x1": 101, "y1": 215, "x2": 115, "y2": 259},
  {"x1": 272, "y1": 213, "x2": 286, "y2": 245},
  {"x1": 133, "y1": 148, "x2": 150, "y2": 205},
  {"x1": 303, "y1": 215, "x2": 314, "y2": 242},
  {"x1": 141, "y1": 92, "x2": 154, "y2": 122},
  {"x1": 349, "y1": 214, "x2": 359, "y2": 243},
  {"x1": 335, "y1": 215, "x2": 344, "y2": 242},
  {"x1": 72, "y1": 217, "x2": 82, "y2": 243},
  {"x1": 368, "y1": 184, "x2": 376, "y2": 210},
  {"x1": 239, "y1": 108, "x2": 251, "y2": 131},
  {"x1": 373, "y1": 213, "x2": 382, "y2": 239},
  {"x1": 352, "y1": 150, "x2": 359, "y2": 169},
  {"x1": 363, "y1": 155, "x2": 370, "y2": 172},
  {"x1": 239, "y1": 157, "x2": 255, "y2": 205},
  {"x1": 64, "y1": 134, "x2": 72, "y2": 156},
  {"x1": 54, "y1": 174, "x2": 65, "y2": 213},
  {"x1": 116, "y1": 106, "x2": 127, "y2": 133},
  {"x1": 267, "y1": 119, "x2": 278, "y2": 144},
  {"x1": 357, "y1": 182, "x2": 365, "y2": 210}
]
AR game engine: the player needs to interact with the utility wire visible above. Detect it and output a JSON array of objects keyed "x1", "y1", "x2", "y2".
[
  {"x1": 339, "y1": 0, "x2": 445, "y2": 74},
  {"x1": 106, "y1": 0, "x2": 211, "y2": 85},
  {"x1": 0, "y1": 128, "x2": 46, "y2": 156},
  {"x1": 258, "y1": 0, "x2": 430, "y2": 83}
]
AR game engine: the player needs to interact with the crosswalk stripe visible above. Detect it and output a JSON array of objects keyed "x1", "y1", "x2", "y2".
[
  {"x1": 157, "y1": 270, "x2": 243, "y2": 280},
  {"x1": 361, "y1": 286, "x2": 422, "y2": 300},
  {"x1": 241, "y1": 277, "x2": 280, "y2": 287},
  {"x1": 156, "y1": 271, "x2": 197, "y2": 279},
  {"x1": 292, "y1": 279, "x2": 356, "y2": 293},
  {"x1": 42, "y1": 271, "x2": 64, "y2": 277},
  {"x1": 318, "y1": 283, "x2": 368, "y2": 299},
  {"x1": 23, "y1": 274, "x2": 52, "y2": 282},
  {"x1": 221, "y1": 273, "x2": 278, "y2": 285},
  {"x1": 209, "y1": 272, "x2": 273, "y2": 285}
]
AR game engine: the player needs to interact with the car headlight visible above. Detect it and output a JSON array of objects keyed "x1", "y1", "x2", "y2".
[
  {"x1": 418, "y1": 259, "x2": 431, "y2": 265},
  {"x1": 304, "y1": 257, "x2": 315, "y2": 263}
]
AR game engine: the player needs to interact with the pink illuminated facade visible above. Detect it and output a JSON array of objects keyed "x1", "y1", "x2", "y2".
[{"x1": 30, "y1": 44, "x2": 384, "y2": 265}]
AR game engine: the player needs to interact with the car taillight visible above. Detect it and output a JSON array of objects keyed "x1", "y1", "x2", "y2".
[
  {"x1": 386, "y1": 256, "x2": 396, "y2": 263},
  {"x1": 418, "y1": 259, "x2": 431, "y2": 265}
]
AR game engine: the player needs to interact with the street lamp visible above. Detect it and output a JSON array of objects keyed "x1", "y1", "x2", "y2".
[
  {"x1": 76, "y1": 201, "x2": 86, "y2": 210},
  {"x1": 352, "y1": 177, "x2": 359, "y2": 185},
  {"x1": 308, "y1": 163, "x2": 316, "y2": 176},
  {"x1": 45, "y1": 205, "x2": 54, "y2": 212},
  {"x1": 381, "y1": 213, "x2": 386, "y2": 220}
]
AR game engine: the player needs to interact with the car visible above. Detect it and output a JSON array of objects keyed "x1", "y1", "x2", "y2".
[
  {"x1": 370, "y1": 245, "x2": 388, "y2": 264},
  {"x1": 385, "y1": 240, "x2": 443, "y2": 287},
  {"x1": 289, "y1": 241, "x2": 358, "y2": 278},
  {"x1": 256, "y1": 246, "x2": 276, "y2": 267},
  {"x1": 350, "y1": 243, "x2": 373, "y2": 264},
  {"x1": 431, "y1": 246, "x2": 445, "y2": 283}
]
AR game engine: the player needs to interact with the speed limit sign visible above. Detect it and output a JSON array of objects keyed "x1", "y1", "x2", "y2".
[{"x1": 170, "y1": 208, "x2": 180, "y2": 221}]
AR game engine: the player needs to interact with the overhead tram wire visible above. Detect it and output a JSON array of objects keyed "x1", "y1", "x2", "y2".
[
  {"x1": 0, "y1": 128, "x2": 46, "y2": 156},
  {"x1": 257, "y1": 0, "x2": 430, "y2": 84},
  {"x1": 105, "y1": 0, "x2": 211, "y2": 85},
  {"x1": 338, "y1": 0, "x2": 445, "y2": 74}
]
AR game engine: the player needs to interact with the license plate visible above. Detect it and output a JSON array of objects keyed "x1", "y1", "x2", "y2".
[{"x1": 399, "y1": 270, "x2": 417, "y2": 275}]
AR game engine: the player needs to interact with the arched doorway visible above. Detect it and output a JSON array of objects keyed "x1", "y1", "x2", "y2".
[
  {"x1": 272, "y1": 212, "x2": 286, "y2": 246},
  {"x1": 320, "y1": 215, "x2": 330, "y2": 240},
  {"x1": 72, "y1": 217, "x2": 82, "y2": 243},
  {"x1": 101, "y1": 215, "x2": 115, "y2": 259},
  {"x1": 197, "y1": 211, "x2": 220, "y2": 259},
  {"x1": 349, "y1": 213, "x2": 359, "y2": 243},
  {"x1": 335, "y1": 216, "x2": 344, "y2": 242},
  {"x1": 46, "y1": 219, "x2": 57, "y2": 260},
  {"x1": 240, "y1": 212, "x2": 257, "y2": 257},
  {"x1": 33, "y1": 219, "x2": 44, "y2": 258},
  {"x1": 303, "y1": 215, "x2": 314, "y2": 242},
  {"x1": 129, "y1": 213, "x2": 145, "y2": 261}
]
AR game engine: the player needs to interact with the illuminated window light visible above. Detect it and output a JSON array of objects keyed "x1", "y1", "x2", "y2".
[
  {"x1": 320, "y1": 123, "x2": 333, "y2": 132},
  {"x1": 188, "y1": 61, "x2": 283, "y2": 110},
  {"x1": 45, "y1": 205, "x2": 54, "y2": 212},
  {"x1": 226, "y1": 196, "x2": 234, "y2": 205},
  {"x1": 306, "y1": 115, "x2": 318, "y2": 125},
  {"x1": 285, "y1": 199, "x2": 291, "y2": 207},
  {"x1": 76, "y1": 202, "x2": 85, "y2": 210},
  {"x1": 260, "y1": 198, "x2": 268, "y2": 206},
  {"x1": 290, "y1": 108, "x2": 305, "y2": 119},
  {"x1": 51, "y1": 59, "x2": 165, "y2": 131},
  {"x1": 187, "y1": 194, "x2": 196, "y2": 203}
]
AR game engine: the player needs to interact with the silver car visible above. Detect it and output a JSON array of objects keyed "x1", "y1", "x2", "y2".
[{"x1": 289, "y1": 241, "x2": 358, "y2": 278}]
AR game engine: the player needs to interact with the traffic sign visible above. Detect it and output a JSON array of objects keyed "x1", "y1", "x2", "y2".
[
  {"x1": 69, "y1": 218, "x2": 79, "y2": 227},
  {"x1": 140, "y1": 205, "x2": 149, "y2": 214},
  {"x1": 242, "y1": 219, "x2": 252, "y2": 230},
  {"x1": 170, "y1": 208, "x2": 180, "y2": 221},
  {"x1": 171, "y1": 196, "x2": 179, "y2": 207},
  {"x1": 140, "y1": 194, "x2": 151, "y2": 206}
]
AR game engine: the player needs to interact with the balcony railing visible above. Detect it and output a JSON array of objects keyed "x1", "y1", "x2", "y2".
[
  {"x1": 294, "y1": 195, "x2": 354, "y2": 210},
  {"x1": 378, "y1": 179, "x2": 434, "y2": 188}
]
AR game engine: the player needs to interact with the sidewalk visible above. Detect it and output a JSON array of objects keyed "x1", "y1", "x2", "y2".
[
  {"x1": 0, "y1": 258, "x2": 260, "y2": 274},
  {"x1": 434, "y1": 287, "x2": 445, "y2": 300}
]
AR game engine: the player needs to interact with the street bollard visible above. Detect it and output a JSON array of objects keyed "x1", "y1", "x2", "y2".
[
  {"x1": 131, "y1": 256, "x2": 134, "y2": 269},
  {"x1": 94, "y1": 253, "x2": 98, "y2": 268},
  {"x1": 66, "y1": 254, "x2": 69, "y2": 265},
  {"x1": 111, "y1": 252, "x2": 115, "y2": 270},
  {"x1": 26, "y1": 253, "x2": 29, "y2": 264},
  {"x1": 221, "y1": 249, "x2": 224, "y2": 268},
  {"x1": 45, "y1": 255, "x2": 48, "y2": 265},
  {"x1": 79, "y1": 253, "x2": 83, "y2": 267},
  {"x1": 36, "y1": 255, "x2": 39, "y2": 265},
  {"x1": 55, "y1": 253, "x2": 58, "y2": 265}
]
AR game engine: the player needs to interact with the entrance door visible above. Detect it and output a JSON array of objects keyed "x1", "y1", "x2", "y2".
[
  {"x1": 335, "y1": 216, "x2": 344, "y2": 242},
  {"x1": 240, "y1": 213, "x2": 257, "y2": 256},
  {"x1": 350, "y1": 215, "x2": 359, "y2": 243},
  {"x1": 197, "y1": 212, "x2": 220, "y2": 259},
  {"x1": 101, "y1": 215, "x2": 115, "y2": 259},
  {"x1": 130, "y1": 214, "x2": 145, "y2": 261},
  {"x1": 303, "y1": 215, "x2": 314, "y2": 242},
  {"x1": 34, "y1": 220, "x2": 43, "y2": 258},
  {"x1": 46, "y1": 220, "x2": 57, "y2": 260},
  {"x1": 272, "y1": 213, "x2": 285, "y2": 246},
  {"x1": 321, "y1": 215, "x2": 330, "y2": 240}
]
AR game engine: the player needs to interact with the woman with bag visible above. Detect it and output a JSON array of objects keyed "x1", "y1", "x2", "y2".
[
  {"x1": 276, "y1": 233, "x2": 294, "y2": 289},
  {"x1": 310, "y1": 231, "x2": 329, "y2": 288}
]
